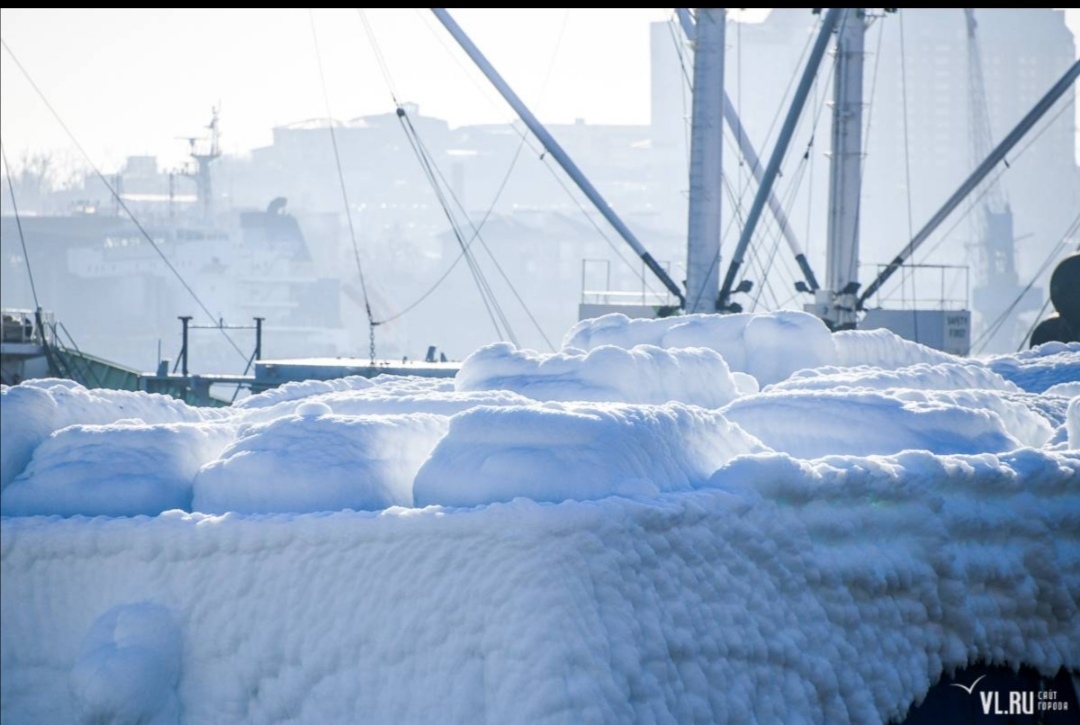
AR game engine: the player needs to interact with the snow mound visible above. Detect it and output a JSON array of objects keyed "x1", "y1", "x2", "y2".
[
  {"x1": 455, "y1": 342, "x2": 741, "y2": 408},
  {"x1": 236, "y1": 373, "x2": 457, "y2": 411},
  {"x1": 1068, "y1": 397, "x2": 1079, "y2": 450},
  {"x1": 767, "y1": 361, "x2": 1017, "y2": 393},
  {"x1": 984, "y1": 342, "x2": 1080, "y2": 393},
  {"x1": 413, "y1": 402, "x2": 766, "y2": 508},
  {"x1": 2, "y1": 448, "x2": 1076, "y2": 723},
  {"x1": 563, "y1": 310, "x2": 837, "y2": 386},
  {"x1": 69, "y1": 602, "x2": 181, "y2": 725},
  {"x1": 0, "y1": 380, "x2": 224, "y2": 492},
  {"x1": 1, "y1": 421, "x2": 236, "y2": 517},
  {"x1": 193, "y1": 412, "x2": 448, "y2": 514},
  {"x1": 234, "y1": 375, "x2": 375, "y2": 409},
  {"x1": 1044, "y1": 380, "x2": 1080, "y2": 397},
  {"x1": 833, "y1": 327, "x2": 960, "y2": 368},
  {"x1": 722, "y1": 389, "x2": 1027, "y2": 458},
  {"x1": 237, "y1": 388, "x2": 533, "y2": 425}
]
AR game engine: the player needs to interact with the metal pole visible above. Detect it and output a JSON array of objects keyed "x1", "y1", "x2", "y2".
[
  {"x1": 431, "y1": 8, "x2": 685, "y2": 307},
  {"x1": 677, "y1": 9, "x2": 819, "y2": 292},
  {"x1": 820, "y1": 8, "x2": 867, "y2": 330},
  {"x1": 254, "y1": 317, "x2": 264, "y2": 361},
  {"x1": 859, "y1": 58, "x2": 1080, "y2": 308},
  {"x1": 179, "y1": 316, "x2": 192, "y2": 376},
  {"x1": 684, "y1": 8, "x2": 726, "y2": 313},
  {"x1": 719, "y1": 7, "x2": 846, "y2": 310}
]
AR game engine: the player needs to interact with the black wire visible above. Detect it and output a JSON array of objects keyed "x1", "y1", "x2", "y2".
[
  {"x1": 309, "y1": 11, "x2": 377, "y2": 356},
  {"x1": 0, "y1": 139, "x2": 40, "y2": 311},
  {"x1": 878, "y1": 99, "x2": 1074, "y2": 303},
  {"x1": 0, "y1": 37, "x2": 248, "y2": 364},
  {"x1": 970, "y1": 211, "x2": 1080, "y2": 353},
  {"x1": 396, "y1": 112, "x2": 508, "y2": 341},
  {"x1": 416, "y1": 9, "x2": 661, "y2": 298}
]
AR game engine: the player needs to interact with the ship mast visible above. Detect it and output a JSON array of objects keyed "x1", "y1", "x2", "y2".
[
  {"x1": 684, "y1": 8, "x2": 726, "y2": 314},
  {"x1": 182, "y1": 107, "x2": 222, "y2": 223},
  {"x1": 816, "y1": 8, "x2": 868, "y2": 331}
]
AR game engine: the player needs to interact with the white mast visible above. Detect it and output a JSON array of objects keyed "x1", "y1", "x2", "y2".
[
  {"x1": 684, "y1": 8, "x2": 725, "y2": 314},
  {"x1": 818, "y1": 9, "x2": 867, "y2": 330}
]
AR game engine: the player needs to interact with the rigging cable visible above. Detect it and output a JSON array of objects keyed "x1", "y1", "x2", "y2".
[
  {"x1": 364, "y1": 10, "x2": 560, "y2": 348},
  {"x1": 971, "y1": 210, "x2": 1080, "y2": 353},
  {"x1": 897, "y1": 11, "x2": 919, "y2": 340},
  {"x1": 0, "y1": 37, "x2": 248, "y2": 364},
  {"x1": 358, "y1": 10, "x2": 505, "y2": 340},
  {"x1": 876, "y1": 98, "x2": 1074, "y2": 304},
  {"x1": 399, "y1": 111, "x2": 512, "y2": 342},
  {"x1": 310, "y1": 10, "x2": 378, "y2": 364},
  {"x1": 0, "y1": 139, "x2": 40, "y2": 312},
  {"x1": 415, "y1": 9, "x2": 663, "y2": 299},
  {"x1": 2, "y1": 139, "x2": 106, "y2": 387}
]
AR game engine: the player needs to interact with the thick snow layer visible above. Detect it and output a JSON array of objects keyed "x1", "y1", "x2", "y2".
[
  {"x1": 1044, "y1": 380, "x2": 1080, "y2": 397},
  {"x1": 2, "y1": 314, "x2": 1079, "y2": 724},
  {"x1": 767, "y1": 361, "x2": 1018, "y2": 393},
  {"x1": 722, "y1": 389, "x2": 1031, "y2": 458},
  {"x1": 0, "y1": 380, "x2": 225, "y2": 491},
  {"x1": 233, "y1": 375, "x2": 375, "y2": 409},
  {"x1": 2, "y1": 448, "x2": 1076, "y2": 724},
  {"x1": 456, "y1": 342, "x2": 741, "y2": 408},
  {"x1": 984, "y1": 341, "x2": 1080, "y2": 393},
  {"x1": 833, "y1": 328, "x2": 960, "y2": 369},
  {"x1": 194, "y1": 411, "x2": 448, "y2": 514},
  {"x1": 1068, "y1": 397, "x2": 1079, "y2": 449},
  {"x1": 1, "y1": 421, "x2": 236, "y2": 517},
  {"x1": 562, "y1": 310, "x2": 838, "y2": 386},
  {"x1": 413, "y1": 402, "x2": 765, "y2": 508},
  {"x1": 69, "y1": 603, "x2": 181, "y2": 725},
  {"x1": 236, "y1": 387, "x2": 534, "y2": 425}
]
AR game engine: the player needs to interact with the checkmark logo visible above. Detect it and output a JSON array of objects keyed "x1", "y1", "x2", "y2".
[{"x1": 950, "y1": 675, "x2": 986, "y2": 694}]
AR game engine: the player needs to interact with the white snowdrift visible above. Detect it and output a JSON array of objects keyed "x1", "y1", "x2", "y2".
[
  {"x1": 0, "y1": 380, "x2": 224, "y2": 491},
  {"x1": 722, "y1": 389, "x2": 1031, "y2": 459},
  {"x1": 1, "y1": 421, "x2": 236, "y2": 517},
  {"x1": 455, "y1": 342, "x2": 741, "y2": 408},
  {"x1": 767, "y1": 361, "x2": 1018, "y2": 393},
  {"x1": 1068, "y1": 397, "x2": 1079, "y2": 449},
  {"x1": 413, "y1": 402, "x2": 765, "y2": 508},
  {"x1": 984, "y1": 341, "x2": 1080, "y2": 393},
  {"x1": 562, "y1": 310, "x2": 838, "y2": 386},
  {"x1": 833, "y1": 327, "x2": 960, "y2": 368},
  {"x1": 2, "y1": 448, "x2": 1076, "y2": 724},
  {"x1": 193, "y1": 410, "x2": 448, "y2": 514},
  {"x1": 237, "y1": 387, "x2": 533, "y2": 425},
  {"x1": 69, "y1": 602, "x2": 181, "y2": 725}
]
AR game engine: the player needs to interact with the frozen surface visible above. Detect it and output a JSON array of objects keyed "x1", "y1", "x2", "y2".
[
  {"x1": 194, "y1": 411, "x2": 447, "y2": 514},
  {"x1": 1068, "y1": 397, "x2": 1080, "y2": 449},
  {"x1": 69, "y1": 602, "x2": 181, "y2": 725},
  {"x1": 2, "y1": 448, "x2": 1077, "y2": 724},
  {"x1": 2, "y1": 421, "x2": 235, "y2": 517},
  {"x1": 766, "y1": 361, "x2": 1018, "y2": 394},
  {"x1": 722, "y1": 389, "x2": 1030, "y2": 459},
  {"x1": 2, "y1": 316, "x2": 1079, "y2": 724},
  {"x1": 237, "y1": 387, "x2": 532, "y2": 425},
  {"x1": 413, "y1": 402, "x2": 765, "y2": 508},
  {"x1": 456, "y1": 342, "x2": 741, "y2": 408},
  {"x1": 984, "y1": 341, "x2": 1080, "y2": 393},
  {"x1": 832, "y1": 328, "x2": 960, "y2": 369},
  {"x1": 562, "y1": 310, "x2": 838, "y2": 386},
  {"x1": 0, "y1": 380, "x2": 224, "y2": 491}
]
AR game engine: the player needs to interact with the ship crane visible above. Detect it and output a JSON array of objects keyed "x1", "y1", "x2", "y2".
[{"x1": 964, "y1": 8, "x2": 1039, "y2": 351}]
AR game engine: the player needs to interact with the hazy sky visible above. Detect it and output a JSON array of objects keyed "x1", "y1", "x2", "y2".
[{"x1": 1, "y1": 8, "x2": 1078, "y2": 175}]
